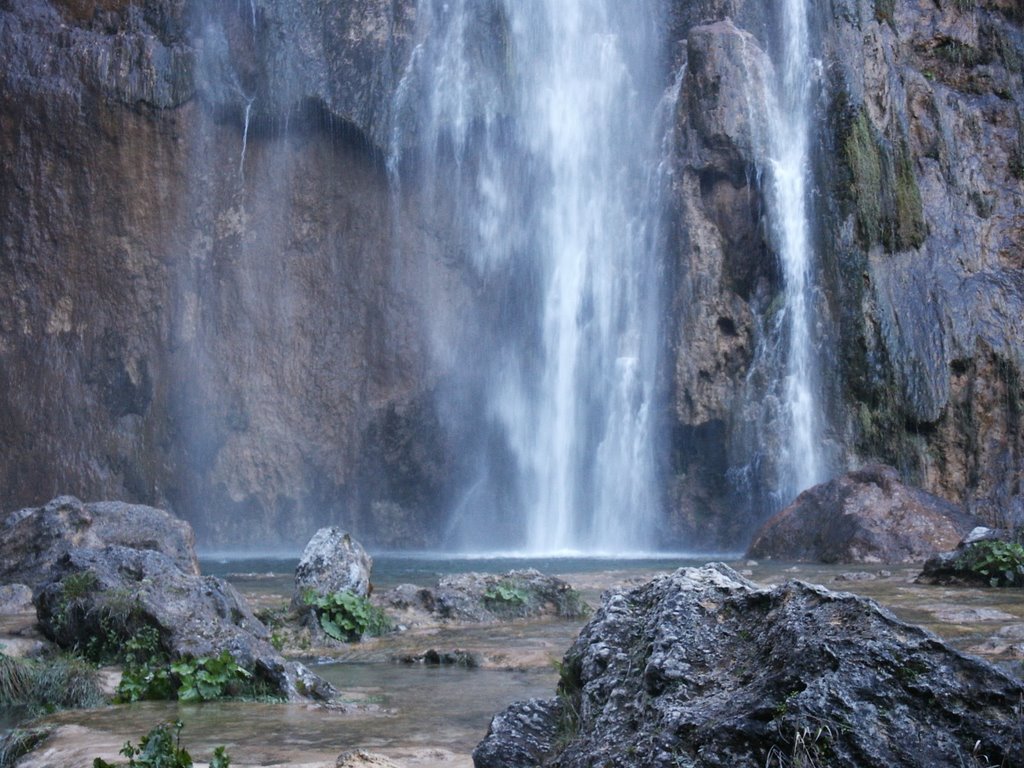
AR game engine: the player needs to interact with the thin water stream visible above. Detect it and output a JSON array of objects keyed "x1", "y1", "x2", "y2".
[{"x1": 9, "y1": 557, "x2": 1023, "y2": 766}]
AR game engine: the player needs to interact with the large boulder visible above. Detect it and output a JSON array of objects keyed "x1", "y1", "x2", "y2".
[
  {"x1": 474, "y1": 564, "x2": 1024, "y2": 768},
  {"x1": 0, "y1": 496, "x2": 200, "y2": 587},
  {"x1": 34, "y1": 545, "x2": 336, "y2": 703},
  {"x1": 746, "y1": 465, "x2": 977, "y2": 563},
  {"x1": 294, "y1": 527, "x2": 373, "y2": 602}
]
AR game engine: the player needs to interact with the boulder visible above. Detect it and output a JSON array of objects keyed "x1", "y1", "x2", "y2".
[
  {"x1": 34, "y1": 545, "x2": 336, "y2": 703},
  {"x1": 917, "y1": 527, "x2": 1024, "y2": 587},
  {"x1": 0, "y1": 496, "x2": 199, "y2": 587},
  {"x1": 746, "y1": 465, "x2": 976, "y2": 563},
  {"x1": 294, "y1": 527, "x2": 373, "y2": 603},
  {"x1": 475, "y1": 563, "x2": 1024, "y2": 768},
  {"x1": 433, "y1": 569, "x2": 587, "y2": 623}
]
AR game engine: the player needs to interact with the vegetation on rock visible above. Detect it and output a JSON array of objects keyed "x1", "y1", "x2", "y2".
[{"x1": 303, "y1": 589, "x2": 393, "y2": 642}]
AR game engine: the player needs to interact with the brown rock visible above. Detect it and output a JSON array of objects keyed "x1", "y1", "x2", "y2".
[{"x1": 746, "y1": 465, "x2": 977, "y2": 563}]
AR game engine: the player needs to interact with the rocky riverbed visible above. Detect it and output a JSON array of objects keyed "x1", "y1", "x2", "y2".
[{"x1": 4, "y1": 554, "x2": 1022, "y2": 767}]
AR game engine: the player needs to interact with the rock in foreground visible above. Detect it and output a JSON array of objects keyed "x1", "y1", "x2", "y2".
[
  {"x1": 747, "y1": 465, "x2": 975, "y2": 563},
  {"x1": 474, "y1": 564, "x2": 1024, "y2": 768},
  {"x1": 0, "y1": 496, "x2": 200, "y2": 586}
]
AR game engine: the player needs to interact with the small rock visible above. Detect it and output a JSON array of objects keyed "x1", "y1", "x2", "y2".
[
  {"x1": 294, "y1": 527, "x2": 372, "y2": 603},
  {"x1": 0, "y1": 584, "x2": 34, "y2": 613},
  {"x1": 336, "y1": 751, "x2": 400, "y2": 768}
]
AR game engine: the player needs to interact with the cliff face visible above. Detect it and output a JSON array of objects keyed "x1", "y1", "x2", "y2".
[
  {"x1": 0, "y1": 0, "x2": 461, "y2": 548},
  {"x1": 668, "y1": 0, "x2": 1024, "y2": 547},
  {"x1": 1, "y1": 0, "x2": 1022, "y2": 550}
]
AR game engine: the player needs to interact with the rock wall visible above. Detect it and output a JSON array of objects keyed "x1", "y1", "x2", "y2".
[
  {"x1": 0, "y1": 0, "x2": 460, "y2": 549},
  {"x1": 667, "y1": 0, "x2": 1024, "y2": 547}
]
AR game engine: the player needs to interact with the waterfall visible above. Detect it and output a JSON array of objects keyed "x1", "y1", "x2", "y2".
[
  {"x1": 759, "y1": 1, "x2": 826, "y2": 504},
  {"x1": 392, "y1": 1, "x2": 668, "y2": 554}
]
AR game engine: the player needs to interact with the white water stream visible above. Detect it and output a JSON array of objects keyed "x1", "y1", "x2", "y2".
[
  {"x1": 759, "y1": 0, "x2": 826, "y2": 503},
  {"x1": 393, "y1": 2, "x2": 668, "y2": 554}
]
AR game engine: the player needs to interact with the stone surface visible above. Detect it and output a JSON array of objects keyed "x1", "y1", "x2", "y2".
[
  {"x1": 0, "y1": 495, "x2": 199, "y2": 586},
  {"x1": 746, "y1": 465, "x2": 977, "y2": 563},
  {"x1": 0, "y1": 0, "x2": 457, "y2": 550},
  {"x1": 475, "y1": 563, "x2": 1024, "y2": 768},
  {"x1": 294, "y1": 527, "x2": 373, "y2": 602},
  {"x1": 666, "y1": 0, "x2": 1024, "y2": 547},
  {"x1": 0, "y1": 583, "x2": 34, "y2": 614},
  {"x1": 34, "y1": 545, "x2": 336, "y2": 703}
]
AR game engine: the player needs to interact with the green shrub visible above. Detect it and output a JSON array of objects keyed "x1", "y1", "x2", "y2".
[
  {"x1": 0, "y1": 652, "x2": 105, "y2": 717},
  {"x1": 116, "y1": 650, "x2": 274, "y2": 703},
  {"x1": 303, "y1": 590, "x2": 392, "y2": 642},
  {"x1": 93, "y1": 720, "x2": 230, "y2": 768},
  {"x1": 959, "y1": 540, "x2": 1024, "y2": 587},
  {"x1": 0, "y1": 728, "x2": 51, "y2": 768},
  {"x1": 483, "y1": 582, "x2": 529, "y2": 609}
]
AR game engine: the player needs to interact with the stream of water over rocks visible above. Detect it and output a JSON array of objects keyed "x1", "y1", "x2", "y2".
[{"x1": 7, "y1": 556, "x2": 1024, "y2": 767}]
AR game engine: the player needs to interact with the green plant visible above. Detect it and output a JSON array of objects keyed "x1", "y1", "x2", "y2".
[
  {"x1": 116, "y1": 651, "x2": 268, "y2": 703},
  {"x1": 0, "y1": 651, "x2": 105, "y2": 717},
  {"x1": 93, "y1": 721, "x2": 230, "y2": 768},
  {"x1": 960, "y1": 540, "x2": 1024, "y2": 587},
  {"x1": 483, "y1": 582, "x2": 529, "y2": 608},
  {"x1": 0, "y1": 727, "x2": 51, "y2": 768},
  {"x1": 303, "y1": 590, "x2": 392, "y2": 642}
]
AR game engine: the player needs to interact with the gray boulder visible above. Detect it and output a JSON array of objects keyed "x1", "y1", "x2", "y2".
[
  {"x1": 747, "y1": 465, "x2": 976, "y2": 563},
  {"x1": 34, "y1": 545, "x2": 336, "y2": 703},
  {"x1": 433, "y1": 569, "x2": 587, "y2": 623},
  {"x1": 294, "y1": 527, "x2": 373, "y2": 602},
  {"x1": 475, "y1": 563, "x2": 1024, "y2": 768},
  {"x1": 0, "y1": 496, "x2": 199, "y2": 587}
]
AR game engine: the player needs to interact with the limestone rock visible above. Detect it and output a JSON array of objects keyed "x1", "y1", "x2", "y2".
[
  {"x1": 294, "y1": 527, "x2": 373, "y2": 602},
  {"x1": 475, "y1": 563, "x2": 1024, "y2": 767},
  {"x1": 434, "y1": 569, "x2": 588, "y2": 623},
  {"x1": 34, "y1": 545, "x2": 336, "y2": 703},
  {"x1": 746, "y1": 465, "x2": 976, "y2": 563},
  {"x1": 0, "y1": 496, "x2": 199, "y2": 587}
]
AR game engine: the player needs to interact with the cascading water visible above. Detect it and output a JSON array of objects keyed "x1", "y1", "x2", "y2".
[
  {"x1": 392, "y1": 2, "x2": 668, "y2": 554},
  {"x1": 754, "y1": 1, "x2": 827, "y2": 505}
]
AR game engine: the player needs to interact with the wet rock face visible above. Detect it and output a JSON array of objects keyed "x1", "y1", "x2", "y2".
[
  {"x1": 475, "y1": 564, "x2": 1024, "y2": 768},
  {"x1": 0, "y1": 0, "x2": 457, "y2": 549},
  {"x1": 747, "y1": 465, "x2": 978, "y2": 563},
  {"x1": 0, "y1": 495, "x2": 199, "y2": 586},
  {"x1": 667, "y1": 0, "x2": 1024, "y2": 544},
  {"x1": 819, "y1": 0, "x2": 1024, "y2": 527}
]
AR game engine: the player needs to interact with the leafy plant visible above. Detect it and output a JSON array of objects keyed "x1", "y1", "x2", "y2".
[
  {"x1": 93, "y1": 721, "x2": 231, "y2": 768},
  {"x1": 303, "y1": 590, "x2": 392, "y2": 642},
  {"x1": 960, "y1": 540, "x2": 1024, "y2": 587},
  {"x1": 483, "y1": 582, "x2": 529, "y2": 609},
  {"x1": 116, "y1": 651, "x2": 265, "y2": 703}
]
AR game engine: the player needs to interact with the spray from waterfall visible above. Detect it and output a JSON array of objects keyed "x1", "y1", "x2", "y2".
[{"x1": 392, "y1": 1, "x2": 668, "y2": 554}]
